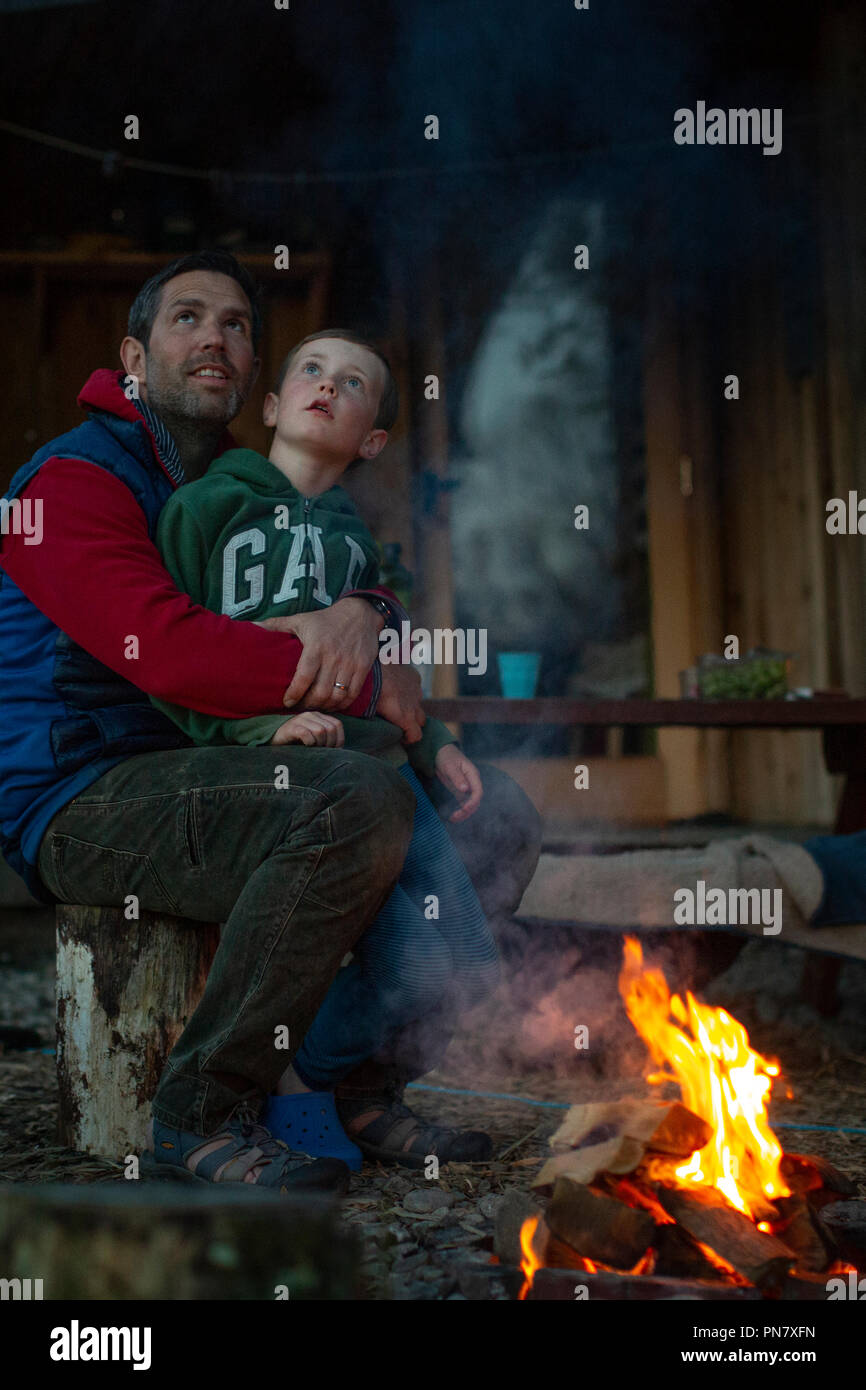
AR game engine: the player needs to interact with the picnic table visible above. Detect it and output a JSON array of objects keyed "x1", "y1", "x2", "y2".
[{"x1": 425, "y1": 696, "x2": 866, "y2": 834}]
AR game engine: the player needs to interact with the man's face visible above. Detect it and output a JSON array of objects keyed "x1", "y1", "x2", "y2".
[
  {"x1": 264, "y1": 338, "x2": 388, "y2": 465},
  {"x1": 122, "y1": 270, "x2": 259, "y2": 428}
]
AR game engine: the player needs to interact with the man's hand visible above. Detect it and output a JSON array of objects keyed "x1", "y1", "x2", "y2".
[
  {"x1": 255, "y1": 597, "x2": 383, "y2": 710},
  {"x1": 377, "y1": 662, "x2": 426, "y2": 744},
  {"x1": 434, "y1": 743, "x2": 483, "y2": 821}
]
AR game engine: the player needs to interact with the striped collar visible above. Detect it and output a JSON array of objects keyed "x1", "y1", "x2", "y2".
[{"x1": 123, "y1": 379, "x2": 185, "y2": 485}]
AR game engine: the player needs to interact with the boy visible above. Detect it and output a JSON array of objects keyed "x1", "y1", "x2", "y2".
[{"x1": 149, "y1": 330, "x2": 500, "y2": 1167}]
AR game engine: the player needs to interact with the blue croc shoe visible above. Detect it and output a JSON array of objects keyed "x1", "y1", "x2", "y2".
[{"x1": 261, "y1": 1091, "x2": 363, "y2": 1171}]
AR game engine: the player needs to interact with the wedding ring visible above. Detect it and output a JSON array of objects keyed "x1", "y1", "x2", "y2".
[{"x1": 333, "y1": 681, "x2": 347, "y2": 690}]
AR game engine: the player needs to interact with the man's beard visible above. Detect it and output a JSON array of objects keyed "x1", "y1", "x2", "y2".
[{"x1": 144, "y1": 360, "x2": 248, "y2": 433}]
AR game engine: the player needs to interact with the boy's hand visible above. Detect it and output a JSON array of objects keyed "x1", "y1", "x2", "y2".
[
  {"x1": 270, "y1": 712, "x2": 346, "y2": 747},
  {"x1": 434, "y1": 744, "x2": 483, "y2": 822},
  {"x1": 378, "y1": 663, "x2": 426, "y2": 744}
]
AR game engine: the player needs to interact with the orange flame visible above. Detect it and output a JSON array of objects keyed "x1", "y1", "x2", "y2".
[
  {"x1": 518, "y1": 1216, "x2": 543, "y2": 1299},
  {"x1": 618, "y1": 936, "x2": 789, "y2": 1219}
]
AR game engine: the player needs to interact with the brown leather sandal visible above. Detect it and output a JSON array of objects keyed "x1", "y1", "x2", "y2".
[{"x1": 336, "y1": 1091, "x2": 492, "y2": 1168}]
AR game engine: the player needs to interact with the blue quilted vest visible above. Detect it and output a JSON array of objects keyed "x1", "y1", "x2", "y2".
[{"x1": 0, "y1": 392, "x2": 191, "y2": 901}]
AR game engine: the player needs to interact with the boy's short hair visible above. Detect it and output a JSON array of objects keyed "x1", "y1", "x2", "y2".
[
  {"x1": 275, "y1": 329, "x2": 399, "y2": 432},
  {"x1": 128, "y1": 250, "x2": 263, "y2": 351}
]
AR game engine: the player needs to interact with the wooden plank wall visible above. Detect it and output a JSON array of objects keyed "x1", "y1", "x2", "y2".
[
  {"x1": 722, "y1": 277, "x2": 837, "y2": 825},
  {"x1": 646, "y1": 4, "x2": 865, "y2": 827},
  {"x1": 644, "y1": 229, "x2": 730, "y2": 821},
  {"x1": 0, "y1": 253, "x2": 332, "y2": 494}
]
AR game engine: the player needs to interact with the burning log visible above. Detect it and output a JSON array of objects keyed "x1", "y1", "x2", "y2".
[
  {"x1": 545, "y1": 1176, "x2": 656, "y2": 1270},
  {"x1": 527, "y1": 1267, "x2": 762, "y2": 1301},
  {"x1": 549, "y1": 1100, "x2": 712, "y2": 1158},
  {"x1": 780, "y1": 1267, "x2": 855, "y2": 1301},
  {"x1": 779, "y1": 1152, "x2": 824, "y2": 1197},
  {"x1": 770, "y1": 1195, "x2": 832, "y2": 1272},
  {"x1": 657, "y1": 1184, "x2": 795, "y2": 1289},
  {"x1": 818, "y1": 1200, "x2": 866, "y2": 1267},
  {"x1": 653, "y1": 1221, "x2": 745, "y2": 1283},
  {"x1": 494, "y1": 1190, "x2": 541, "y2": 1266},
  {"x1": 783, "y1": 1156, "x2": 861, "y2": 1212}
]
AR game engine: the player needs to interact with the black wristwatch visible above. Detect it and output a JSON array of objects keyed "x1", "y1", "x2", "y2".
[{"x1": 357, "y1": 594, "x2": 393, "y2": 625}]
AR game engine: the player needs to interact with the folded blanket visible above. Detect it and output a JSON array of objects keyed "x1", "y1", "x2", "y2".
[{"x1": 518, "y1": 834, "x2": 823, "y2": 932}]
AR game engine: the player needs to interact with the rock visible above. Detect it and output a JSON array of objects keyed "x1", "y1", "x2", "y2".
[
  {"x1": 402, "y1": 1188, "x2": 455, "y2": 1215},
  {"x1": 392, "y1": 1247, "x2": 425, "y2": 1271},
  {"x1": 428, "y1": 1225, "x2": 485, "y2": 1247},
  {"x1": 382, "y1": 1175, "x2": 414, "y2": 1198},
  {"x1": 385, "y1": 1222, "x2": 412, "y2": 1245},
  {"x1": 478, "y1": 1193, "x2": 502, "y2": 1220}
]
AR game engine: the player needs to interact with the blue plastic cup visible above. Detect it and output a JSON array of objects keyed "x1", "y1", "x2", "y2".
[{"x1": 497, "y1": 652, "x2": 541, "y2": 698}]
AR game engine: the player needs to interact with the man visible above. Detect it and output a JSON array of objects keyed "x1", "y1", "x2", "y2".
[{"x1": 0, "y1": 251, "x2": 542, "y2": 1184}]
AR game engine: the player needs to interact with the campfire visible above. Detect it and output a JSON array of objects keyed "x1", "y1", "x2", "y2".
[{"x1": 518, "y1": 937, "x2": 860, "y2": 1300}]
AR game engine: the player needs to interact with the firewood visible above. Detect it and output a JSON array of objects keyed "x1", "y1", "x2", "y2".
[
  {"x1": 779, "y1": 1153, "x2": 824, "y2": 1197},
  {"x1": 528, "y1": 1267, "x2": 762, "y2": 1301},
  {"x1": 818, "y1": 1200, "x2": 866, "y2": 1266},
  {"x1": 795, "y1": 1155, "x2": 858, "y2": 1210},
  {"x1": 549, "y1": 1100, "x2": 711, "y2": 1159},
  {"x1": 493, "y1": 1189, "x2": 541, "y2": 1266},
  {"x1": 528, "y1": 1215, "x2": 608, "y2": 1272},
  {"x1": 657, "y1": 1184, "x2": 795, "y2": 1289},
  {"x1": 804, "y1": 1155, "x2": 857, "y2": 1196},
  {"x1": 532, "y1": 1135, "x2": 645, "y2": 1190},
  {"x1": 654, "y1": 1221, "x2": 742, "y2": 1283},
  {"x1": 546, "y1": 1176, "x2": 656, "y2": 1270},
  {"x1": 771, "y1": 1195, "x2": 832, "y2": 1272},
  {"x1": 596, "y1": 1172, "x2": 677, "y2": 1225}
]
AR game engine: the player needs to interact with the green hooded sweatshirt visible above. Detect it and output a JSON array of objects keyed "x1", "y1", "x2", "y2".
[{"x1": 149, "y1": 447, "x2": 457, "y2": 776}]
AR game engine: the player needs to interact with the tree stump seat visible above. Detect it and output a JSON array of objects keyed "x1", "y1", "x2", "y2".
[{"x1": 55, "y1": 903, "x2": 220, "y2": 1161}]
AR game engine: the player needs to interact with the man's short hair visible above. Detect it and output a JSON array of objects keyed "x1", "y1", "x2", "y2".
[
  {"x1": 127, "y1": 251, "x2": 263, "y2": 351},
  {"x1": 274, "y1": 329, "x2": 399, "y2": 432}
]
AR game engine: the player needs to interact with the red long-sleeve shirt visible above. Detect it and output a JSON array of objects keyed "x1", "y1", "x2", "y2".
[{"x1": 0, "y1": 457, "x2": 376, "y2": 719}]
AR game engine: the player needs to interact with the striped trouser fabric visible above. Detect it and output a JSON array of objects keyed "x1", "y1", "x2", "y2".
[{"x1": 294, "y1": 765, "x2": 499, "y2": 1086}]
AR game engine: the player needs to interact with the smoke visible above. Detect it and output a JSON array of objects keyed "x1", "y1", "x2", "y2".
[{"x1": 446, "y1": 927, "x2": 686, "y2": 1089}]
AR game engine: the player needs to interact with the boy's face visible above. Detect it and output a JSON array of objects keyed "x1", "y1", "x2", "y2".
[
  {"x1": 263, "y1": 337, "x2": 388, "y2": 466},
  {"x1": 120, "y1": 270, "x2": 260, "y2": 428}
]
